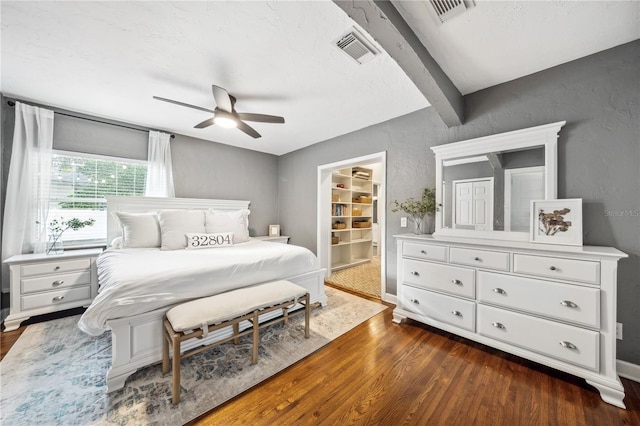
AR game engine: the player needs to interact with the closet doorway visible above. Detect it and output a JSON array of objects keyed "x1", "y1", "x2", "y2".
[{"x1": 317, "y1": 152, "x2": 386, "y2": 300}]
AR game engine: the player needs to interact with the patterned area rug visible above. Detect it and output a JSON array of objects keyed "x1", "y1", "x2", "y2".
[
  {"x1": 0, "y1": 287, "x2": 386, "y2": 425},
  {"x1": 325, "y1": 256, "x2": 381, "y2": 298}
]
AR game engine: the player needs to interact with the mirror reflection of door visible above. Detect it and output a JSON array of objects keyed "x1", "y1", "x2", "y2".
[
  {"x1": 452, "y1": 178, "x2": 494, "y2": 230},
  {"x1": 504, "y1": 166, "x2": 545, "y2": 232}
]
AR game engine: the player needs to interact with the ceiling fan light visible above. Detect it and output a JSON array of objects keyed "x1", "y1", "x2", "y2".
[{"x1": 214, "y1": 114, "x2": 237, "y2": 128}]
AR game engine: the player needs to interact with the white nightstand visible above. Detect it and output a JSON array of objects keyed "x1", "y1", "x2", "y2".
[
  {"x1": 3, "y1": 248, "x2": 102, "y2": 331},
  {"x1": 253, "y1": 235, "x2": 290, "y2": 244}
]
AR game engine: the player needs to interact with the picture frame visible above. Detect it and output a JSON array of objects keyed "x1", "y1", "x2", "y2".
[
  {"x1": 269, "y1": 225, "x2": 280, "y2": 237},
  {"x1": 530, "y1": 199, "x2": 583, "y2": 246}
]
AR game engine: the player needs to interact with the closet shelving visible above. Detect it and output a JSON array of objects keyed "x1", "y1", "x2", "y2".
[{"x1": 331, "y1": 167, "x2": 374, "y2": 271}]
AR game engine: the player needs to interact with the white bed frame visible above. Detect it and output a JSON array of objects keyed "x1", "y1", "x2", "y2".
[{"x1": 102, "y1": 196, "x2": 327, "y2": 392}]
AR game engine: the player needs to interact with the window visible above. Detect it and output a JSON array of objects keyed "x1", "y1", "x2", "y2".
[{"x1": 48, "y1": 151, "x2": 147, "y2": 245}]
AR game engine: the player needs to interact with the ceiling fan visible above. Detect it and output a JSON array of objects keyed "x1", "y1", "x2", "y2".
[{"x1": 153, "y1": 85, "x2": 284, "y2": 139}]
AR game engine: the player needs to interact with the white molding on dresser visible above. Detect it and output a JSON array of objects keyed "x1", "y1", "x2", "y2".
[
  {"x1": 617, "y1": 359, "x2": 640, "y2": 383},
  {"x1": 393, "y1": 233, "x2": 628, "y2": 408}
]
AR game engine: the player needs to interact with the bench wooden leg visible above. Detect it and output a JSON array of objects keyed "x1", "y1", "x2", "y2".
[
  {"x1": 162, "y1": 321, "x2": 169, "y2": 375},
  {"x1": 172, "y1": 333, "x2": 181, "y2": 405},
  {"x1": 252, "y1": 310, "x2": 259, "y2": 365},
  {"x1": 233, "y1": 322, "x2": 240, "y2": 345}
]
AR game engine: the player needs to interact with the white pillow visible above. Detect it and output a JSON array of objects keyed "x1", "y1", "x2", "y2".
[
  {"x1": 205, "y1": 209, "x2": 250, "y2": 243},
  {"x1": 115, "y1": 212, "x2": 161, "y2": 248},
  {"x1": 185, "y1": 232, "x2": 234, "y2": 249},
  {"x1": 158, "y1": 210, "x2": 206, "y2": 250},
  {"x1": 110, "y1": 236, "x2": 124, "y2": 249}
]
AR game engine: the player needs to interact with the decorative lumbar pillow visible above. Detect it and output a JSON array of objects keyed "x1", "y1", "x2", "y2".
[
  {"x1": 205, "y1": 209, "x2": 250, "y2": 243},
  {"x1": 110, "y1": 236, "x2": 124, "y2": 249},
  {"x1": 185, "y1": 232, "x2": 234, "y2": 249},
  {"x1": 158, "y1": 210, "x2": 206, "y2": 250},
  {"x1": 115, "y1": 212, "x2": 161, "y2": 248}
]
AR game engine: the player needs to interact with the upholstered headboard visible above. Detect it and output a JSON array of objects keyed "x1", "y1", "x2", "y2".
[{"x1": 105, "y1": 196, "x2": 250, "y2": 244}]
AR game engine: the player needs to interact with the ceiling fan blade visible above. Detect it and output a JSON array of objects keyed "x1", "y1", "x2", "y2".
[
  {"x1": 236, "y1": 112, "x2": 285, "y2": 124},
  {"x1": 212, "y1": 85, "x2": 233, "y2": 112},
  {"x1": 194, "y1": 117, "x2": 215, "y2": 129},
  {"x1": 153, "y1": 96, "x2": 215, "y2": 113},
  {"x1": 236, "y1": 120, "x2": 261, "y2": 139}
]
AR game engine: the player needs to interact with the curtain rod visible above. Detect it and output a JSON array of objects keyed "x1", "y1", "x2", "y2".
[{"x1": 6, "y1": 99, "x2": 175, "y2": 139}]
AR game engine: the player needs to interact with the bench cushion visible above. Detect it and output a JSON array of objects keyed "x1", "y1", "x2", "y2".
[{"x1": 166, "y1": 280, "x2": 307, "y2": 332}]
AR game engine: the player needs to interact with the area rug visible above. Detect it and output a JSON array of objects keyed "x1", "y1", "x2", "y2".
[
  {"x1": 325, "y1": 255, "x2": 381, "y2": 298},
  {"x1": 0, "y1": 287, "x2": 386, "y2": 425}
]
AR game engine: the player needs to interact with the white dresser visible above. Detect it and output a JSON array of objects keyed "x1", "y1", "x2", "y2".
[
  {"x1": 3, "y1": 248, "x2": 102, "y2": 331},
  {"x1": 393, "y1": 234, "x2": 628, "y2": 408}
]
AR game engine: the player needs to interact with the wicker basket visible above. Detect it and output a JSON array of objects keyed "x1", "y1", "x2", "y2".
[
  {"x1": 352, "y1": 221, "x2": 371, "y2": 228},
  {"x1": 331, "y1": 236, "x2": 339, "y2": 245},
  {"x1": 352, "y1": 196, "x2": 372, "y2": 204},
  {"x1": 332, "y1": 222, "x2": 347, "y2": 229},
  {"x1": 352, "y1": 208, "x2": 362, "y2": 216},
  {"x1": 332, "y1": 194, "x2": 340, "y2": 202}
]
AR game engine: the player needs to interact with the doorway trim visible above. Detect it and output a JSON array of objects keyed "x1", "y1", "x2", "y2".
[{"x1": 317, "y1": 152, "x2": 387, "y2": 301}]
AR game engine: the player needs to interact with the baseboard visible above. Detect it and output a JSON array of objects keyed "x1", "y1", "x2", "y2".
[
  {"x1": 0, "y1": 307, "x2": 8, "y2": 325},
  {"x1": 617, "y1": 359, "x2": 640, "y2": 383},
  {"x1": 383, "y1": 293, "x2": 397, "y2": 305}
]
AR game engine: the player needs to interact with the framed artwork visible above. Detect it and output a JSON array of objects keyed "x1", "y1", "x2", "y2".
[
  {"x1": 269, "y1": 225, "x2": 280, "y2": 237},
  {"x1": 530, "y1": 199, "x2": 583, "y2": 246}
]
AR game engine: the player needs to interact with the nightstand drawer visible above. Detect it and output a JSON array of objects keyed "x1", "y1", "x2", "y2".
[
  {"x1": 402, "y1": 259, "x2": 475, "y2": 299},
  {"x1": 21, "y1": 286, "x2": 91, "y2": 311},
  {"x1": 478, "y1": 305, "x2": 599, "y2": 371},
  {"x1": 21, "y1": 271, "x2": 92, "y2": 294},
  {"x1": 403, "y1": 285, "x2": 475, "y2": 332},
  {"x1": 513, "y1": 254, "x2": 600, "y2": 284},
  {"x1": 403, "y1": 242, "x2": 447, "y2": 262},
  {"x1": 21, "y1": 258, "x2": 91, "y2": 277},
  {"x1": 477, "y1": 271, "x2": 600, "y2": 328},
  {"x1": 450, "y1": 247, "x2": 510, "y2": 271}
]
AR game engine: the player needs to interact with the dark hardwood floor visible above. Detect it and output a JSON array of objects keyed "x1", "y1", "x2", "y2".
[{"x1": 2, "y1": 300, "x2": 639, "y2": 425}]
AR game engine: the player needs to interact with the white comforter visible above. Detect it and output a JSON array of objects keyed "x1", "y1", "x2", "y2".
[{"x1": 78, "y1": 239, "x2": 320, "y2": 336}]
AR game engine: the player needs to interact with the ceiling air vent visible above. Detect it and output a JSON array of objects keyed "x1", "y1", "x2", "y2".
[
  {"x1": 335, "y1": 28, "x2": 380, "y2": 64},
  {"x1": 429, "y1": 0, "x2": 475, "y2": 23}
]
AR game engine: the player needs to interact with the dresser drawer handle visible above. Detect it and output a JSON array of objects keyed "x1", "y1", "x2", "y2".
[
  {"x1": 560, "y1": 300, "x2": 578, "y2": 308},
  {"x1": 451, "y1": 279, "x2": 462, "y2": 285},
  {"x1": 52, "y1": 296, "x2": 65, "y2": 302},
  {"x1": 559, "y1": 341, "x2": 577, "y2": 350},
  {"x1": 491, "y1": 322, "x2": 505, "y2": 329},
  {"x1": 410, "y1": 271, "x2": 420, "y2": 276},
  {"x1": 451, "y1": 310, "x2": 462, "y2": 317},
  {"x1": 420, "y1": 250, "x2": 427, "y2": 255},
  {"x1": 474, "y1": 257, "x2": 481, "y2": 261},
  {"x1": 410, "y1": 298, "x2": 420, "y2": 305},
  {"x1": 549, "y1": 266, "x2": 557, "y2": 271},
  {"x1": 54, "y1": 266, "x2": 61, "y2": 271},
  {"x1": 492, "y1": 288, "x2": 506, "y2": 295},
  {"x1": 52, "y1": 280, "x2": 64, "y2": 287}
]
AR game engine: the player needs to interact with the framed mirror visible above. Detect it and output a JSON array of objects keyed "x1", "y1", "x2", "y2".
[{"x1": 431, "y1": 121, "x2": 565, "y2": 242}]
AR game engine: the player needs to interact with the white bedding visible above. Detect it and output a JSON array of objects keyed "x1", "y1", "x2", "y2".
[{"x1": 78, "y1": 239, "x2": 320, "y2": 336}]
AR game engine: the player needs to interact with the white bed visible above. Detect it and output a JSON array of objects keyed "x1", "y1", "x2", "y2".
[{"x1": 82, "y1": 196, "x2": 327, "y2": 392}]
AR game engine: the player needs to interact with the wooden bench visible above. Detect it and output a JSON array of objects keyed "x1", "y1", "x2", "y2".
[{"x1": 162, "y1": 280, "x2": 310, "y2": 404}]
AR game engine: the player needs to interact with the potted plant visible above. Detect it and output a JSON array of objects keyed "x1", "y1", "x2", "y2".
[
  {"x1": 392, "y1": 188, "x2": 438, "y2": 234},
  {"x1": 42, "y1": 217, "x2": 96, "y2": 254}
]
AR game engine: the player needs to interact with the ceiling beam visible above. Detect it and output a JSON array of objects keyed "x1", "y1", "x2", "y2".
[{"x1": 332, "y1": 0, "x2": 463, "y2": 127}]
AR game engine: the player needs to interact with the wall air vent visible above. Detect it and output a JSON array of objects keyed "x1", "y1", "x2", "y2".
[
  {"x1": 335, "y1": 28, "x2": 380, "y2": 64},
  {"x1": 429, "y1": 0, "x2": 475, "y2": 23}
]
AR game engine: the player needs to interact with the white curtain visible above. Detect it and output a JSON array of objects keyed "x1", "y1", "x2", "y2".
[
  {"x1": 2, "y1": 102, "x2": 54, "y2": 291},
  {"x1": 145, "y1": 131, "x2": 175, "y2": 197}
]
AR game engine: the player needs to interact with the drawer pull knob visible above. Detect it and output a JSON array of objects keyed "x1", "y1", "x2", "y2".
[
  {"x1": 451, "y1": 310, "x2": 462, "y2": 317},
  {"x1": 54, "y1": 266, "x2": 61, "y2": 271},
  {"x1": 491, "y1": 322, "x2": 505, "y2": 329},
  {"x1": 420, "y1": 250, "x2": 427, "y2": 254},
  {"x1": 550, "y1": 266, "x2": 557, "y2": 271},
  {"x1": 52, "y1": 296, "x2": 65, "y2": 302},
  {"x1": 474, "y1": 257, "x2": 481, "y2": 261},
  {"x1": 411, "y1": 271, "x2": 420, "y2": 276},
  {"x1": 560, "y1": 300, "x2": 578, "y2": 308},
  {"x1": 559, "y1": 341, "x2": 577, "y2": 350},
  {"x1": 410, "y1": 298, "x2": 420, "y2": 305},
  {"x1": 492, "y1": 288, "x2": 506, "y2": 295},
  {"x1": 451, "y1": 279, "x2": 462, "y2": 285},
  {"x1": 52, "y1": 280, "x2": 64, "y2": 287}
]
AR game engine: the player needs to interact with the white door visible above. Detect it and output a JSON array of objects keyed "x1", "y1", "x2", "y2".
[
  {"x1": 454, "y1": 182, "x2": 473, "y2": 227},
  {"x1": 505, "y1": 167, "x2": 545, "y2": 232},
  {"x1": 473, "y1": 180, "x2": 493, "y2": 231},
  {"x1": 453, "y1": 178, "x2": 493, "y2": 230}
]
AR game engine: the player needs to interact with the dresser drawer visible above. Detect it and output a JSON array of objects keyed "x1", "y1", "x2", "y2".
[
  {"x1": 450, "y1": 247, "x2": 509, "y2": 271},
  {"x1": 513, "y1": 254, "x2": 600, "y2": 284},
  {"x1": 402, "y1": 259, "x2": 475, "y2": 299},
  {"x1": 477, "y1": 271, "x2": 600, "y2": 328},
  {"x1": 21, "y1": 286, "x2": 92, "y2": 311},
  {"x1": 403, "y1": 285, "x2": 475, "y2": 332},
  {"x1": 21, "y1": 271, "x2": 92, "y2": 294},
  {"x1": 21, "y1": 258, "x2": 91, "y2": 278},
  {"x1": 403, "y1": 242, "x2": 447, "y2": 262},
  {"x1": 478, "y1": 305, "x2": 599, "y2": 371}
]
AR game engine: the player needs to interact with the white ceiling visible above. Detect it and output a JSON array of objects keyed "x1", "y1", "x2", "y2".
[{"x1": 1, "y1": 1, "x2": 638, "y2": 155}]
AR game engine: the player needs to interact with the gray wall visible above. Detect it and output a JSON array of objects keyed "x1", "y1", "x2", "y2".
[{"x1": 278, "y1": 40, "x2": 640, "y2": 364}]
